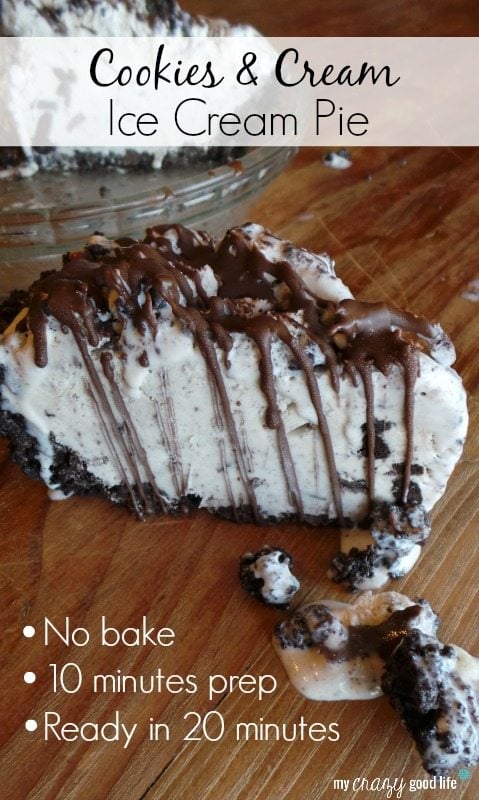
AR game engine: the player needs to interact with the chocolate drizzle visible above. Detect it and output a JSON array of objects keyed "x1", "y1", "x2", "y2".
[
  {"x1": 328, "y1": 299, "x2": 435, "y2": 505},
  {"x1": 346, "y1": 605, "x2": 423, "y2": 661},
  {"x1": 21, "y1": 223, "x2": 447, "y2": 520},
  {"x1": 100, "y1": 351, "x2": 166, "y2": 514},
  {"x1": 156, "y1": 371, "x2": 186, "y2": 499},
  {"x1": 275, "y1": 602, "x2": 424, "y2": 662}
]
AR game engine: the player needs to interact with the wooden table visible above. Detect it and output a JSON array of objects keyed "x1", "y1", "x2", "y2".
[{"x1": 1, "y1": 4, "x2": 479, "y2": 800}]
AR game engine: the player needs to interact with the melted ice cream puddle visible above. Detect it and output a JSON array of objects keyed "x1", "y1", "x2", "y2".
[{"x1": 273, "y1": 591, "x2": 438, "y2": 701}]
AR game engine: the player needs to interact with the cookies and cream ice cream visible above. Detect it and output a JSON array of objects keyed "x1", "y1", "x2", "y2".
[{"x1": 0, "y1": 223, "x2": 468, "y2": 524}]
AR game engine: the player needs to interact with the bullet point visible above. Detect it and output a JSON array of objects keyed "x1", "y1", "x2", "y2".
[
  {"x1": 24, "y1": 671, "x2": 36, "y2": 684},
  {"x1": 23, "y1": 625, "x2": 36, "y2": 638},
  {"x1": 25, "y1": 719, "x2": 37, "y2": 732}
]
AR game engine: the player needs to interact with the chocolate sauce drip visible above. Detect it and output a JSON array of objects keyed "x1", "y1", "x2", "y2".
[
  {"x1": 207, "y1": 371, "x2": 240, "y2": 520},
  {"x1": 402, "y1": 349, "x2": 420, "y2": 504},
  {"x1": 329, "y1": 299, "x2": 436, "y2": 343},
  {"x1": 156, "y1": 371, "x2": 186, "y2": 499},
  {"x1": 323, "y1": 605, "x2": 422, "y2": 664},
  {"x1": 75, "y1": 333, "x2": 149, "y2": 517},
  {"x1": 145, "y1": 224, "x2": 216, "y2": 269},
  {"x1": 86, "y1": 384, "x2": 143, "y2": 518},
  {"x1": 100, "y1": 352, "x2": 167, "y2": 514},
  {"x1": 360, "y1": 362, "x2": 376, "y2": 500},
  {"x1": 277, "y1": 421, "x2": 304, "y2": 521},
  {"x1": 348, "y1": 605, "x2": 422, "y2": 660},
  {"x1": 170, "y1": 304, "x2": 261, "y2": 522},
  {"x1": 22, "y1": 223, "x2": 445, "y2": 520},
  {"x1": 29, "y1": 274, "x2": 101, "y2": 368},
  {"x1": 219, "y1": 436, "x2": 237, "y2": 519},
  {"x1": 330, "y1": 299, "x2": 426, "y2": 510},
  {"x1": 206, "y1": 310, "x2": 342, "y2": 522}
]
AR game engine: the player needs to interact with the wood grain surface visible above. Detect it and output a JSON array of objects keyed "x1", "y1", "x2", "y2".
[{"x1": 1, "y1": 3, "x2": 479, "y2": 800}]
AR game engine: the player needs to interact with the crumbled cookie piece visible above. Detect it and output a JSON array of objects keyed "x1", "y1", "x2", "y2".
[
  {"x1": 371, "y1": 501, "x2": 431, "y2": 544},
  {"x1": 329, "y1": 502, "x2": 431, "y2": 591},
  {"x1": 275, "y1": 604, "x2": 347, "y2": 650},
  {"x1": 239, "y1": 546, "x2": 300, "y2": 607},
  {"x1": 382, "y1": 630, "x2": 479, "y2": 776},
  {"x1": 329, "y1": 545, "x2": 381, "y2": 591},
  {"x1": 323, "y1": 149, "x2": 352, "y2": 170}
]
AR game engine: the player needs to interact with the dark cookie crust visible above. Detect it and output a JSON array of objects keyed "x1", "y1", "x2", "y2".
[{"x1": 0, "y1": 147, "x2": 246, "y2": 175}]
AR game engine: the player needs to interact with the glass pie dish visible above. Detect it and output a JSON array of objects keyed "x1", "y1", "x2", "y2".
[{"x1": 0, "y1": 146, "x2": 296, "y2": 294}]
